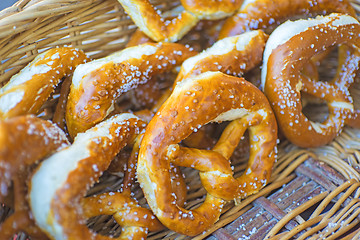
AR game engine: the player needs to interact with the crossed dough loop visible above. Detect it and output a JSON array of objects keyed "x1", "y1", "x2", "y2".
[
  {"x1": 218, "y1": 0, "x2": 356, "y2": 38},
  {"x1": 66, "y1": 42, "x2": 195, "y2": 138},
  {"x1": 117, "y1": 0, "x2": 243, "y2": 42},
  {"x1": 0, "y1": 47, "x2": 88, "y2": 120},
  {"x1": 0, "y1": 115, "x2": 69, "y2": 239},
  {"x1": 262, "y1": 13, "x2": 360, "y2": 148},
  {"x1": 30, "y1": 113, "x2": 173, "y2": 239},
  {"x1": 137, "y1": 71, "x2": 277, "y2": 236}
]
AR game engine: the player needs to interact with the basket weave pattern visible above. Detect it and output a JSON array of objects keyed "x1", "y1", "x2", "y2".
[{"x1": 1, "y1": 0, "x2": 360, "y2": 239}]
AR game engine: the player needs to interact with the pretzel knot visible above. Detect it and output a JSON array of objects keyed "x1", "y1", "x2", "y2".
[
  {"x1": 30, "y1": 113, "x2": 163, "y2": 239},
  {"x1": 138, "y1": 71, "x2": 277, "y2": 236},
  {"x1": 66, "y1": 42, "x2": 195, "y2": 137},
  {"x1": 0, "y1": 47, "x2": 88, "y2": 120},
  {"x1": 0, "y1": 115, "x2": 69, "y2": 239},
  {"x1": 219, "y1": 0, "x2": 356, "y2": 38},
  {"x1": 262, "y1": 13, "x2": 360, "y2": 148},
  {"x1": 117, "y1": 0, "x2": 243, "y2": 42}
]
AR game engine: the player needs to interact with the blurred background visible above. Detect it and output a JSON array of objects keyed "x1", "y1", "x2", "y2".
[{"x1": 1, "y1": 0, "x2": 18, "y2": 11}]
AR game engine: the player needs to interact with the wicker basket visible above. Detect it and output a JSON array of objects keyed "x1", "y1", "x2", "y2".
[{"x1": 1, "y1": 0, "x2": 360, "y2": 239}]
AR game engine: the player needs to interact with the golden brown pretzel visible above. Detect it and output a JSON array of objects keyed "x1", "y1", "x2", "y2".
[
  {"x1": 138, "y1": 71, "x2": 277, "y2": 236},
  {"x1": 218, "y1": 0, "x2": 356, "y2": 38},
  {"x1": 262, "y1": 13, "x2": 360, "y2": 148},
  {"x1": 173, "y1": 30, "x2": 268, "y2": 149},
  {"x1": 66, "y1": 42, "x2": 195, "y2": 138},
  {"x1": 29, "y1": 113, "x2": 184, "y2": 239},
  {"x1": 174, "y1": 30, "x2": 268, "y2": 85},
  {"x1": 0, "y1": 47, "x2": 88, "y2": 120},
  {"x1": 117, "y1": 0, "x2": 244, "y2": 42},
  {"x1": 0, "y1": 115, "x2": 69, "y2": 239}
]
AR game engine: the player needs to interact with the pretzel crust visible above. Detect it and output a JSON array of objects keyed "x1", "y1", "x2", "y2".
[
  {"x1": 30, "y1": 113, "x2": 153, "y2": 239},
  {"x1": 0, "y1": 47, "x2": 88, "y2": 120},
  {"x1": 117, "y1": 0, "x2": 244, "y2": 42},
  {"x1": 138, "y1": 71, "x2": 277, "y2": 236},
  {"x1": 174, "y1": 30, "x2": 268, "y2": 85},
  {"x1": 219, "y1": 0, "x2": 356, "y2": 38},
  {"x1": 0, "y1": 115, "x2": 69, "y2": 239},
  {"x1": 180, "y1": 0, "x2": 244, "y2": 19},
  {"x1": 66, "y1": 43, "x2": 195, "y2": 137},
  {"x1": 262, "y1": 14, "x2": 360, "y2": 147}
]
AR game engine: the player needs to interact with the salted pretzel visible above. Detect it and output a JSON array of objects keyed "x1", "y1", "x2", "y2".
[
  {"x1": 66, "y1": 42, "x2": 195, "y2": 138},
  {"x1": 0, "y1": 115, "x2": 69, "y2": 239},
  {"x1": 218, "y1": 0, "x2": 356, "y2": 38},
  {"x1": 172, "y1": 30, "x2": 268, "y2": 149},
  {"x1": 0, "y1": 47, "x2": 88, "y2": 120},
  {"x1": 117, "y1": 0, "x2": 243, "y2": 42},
  {"x1": 30, "y1": 113, "x2": 187, "y2": 239},
  {"x1": 137, "y1": 71, "x2": 277, "y2": 236},
  {"x1": 262, "y1": 13, "x2": 360, "y2": 148},
  {"x1": 174, "y1": 30, "x2": 268, "y2": 85}
]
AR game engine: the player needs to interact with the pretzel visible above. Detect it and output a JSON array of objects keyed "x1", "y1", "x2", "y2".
[
  {"x1": 218, "y1": 0, "x2": 356, "y2": 38},
  {"x1": 117, "y1": 0, "x2": 243, "y2": 42},
  {"x1": 174, "y1": 30, "x2": 268, "y2": 85},
  {"x1": 262, "y1": 13, "x2": 360, "y2": 148},
  {"x1": 173, "y1": 30, "x2": 268, "y2": 149},
  {"x1": 0, "y1": 115, "x2": 69, "y2": 239},
  {"x1": 66, "y1": 42, "x2": 196, "y2": 138},
  {"x1": 0, "y1": 47, "x2": 88, "y2": 120},
  {"x1": 29, "y1": 113, "x2": 187, "y2": 239},
  {"x1": 137, "y1": 71, "x2": 277, "y2": 235}
]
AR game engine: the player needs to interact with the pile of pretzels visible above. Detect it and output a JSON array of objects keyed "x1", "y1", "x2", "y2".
[{"x1": 1, "y1": 0, "x2": 360, "y2": 239}]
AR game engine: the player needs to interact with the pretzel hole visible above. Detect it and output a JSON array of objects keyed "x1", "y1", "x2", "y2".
[
  {"x1": 302, "y1": 100, "x2": 330, "y2": 124},
  {"x1": 300, "y1": 47, "x2": 339, "y2": 123},
  {"x1": 114, "y1": 71, "x2": 177, "y2": 112},
  {"x1": 36, "y1": 77, "x2": 67, "y2": 120},
  {"x1": 315, "y1": 46, "x2": 339, "y2": 83},
  {"x1": 349, "y1": 76, "x2": 360, "y2": 112}
]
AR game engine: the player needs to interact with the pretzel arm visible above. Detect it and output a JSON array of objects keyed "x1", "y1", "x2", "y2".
[
  {"x1": 300, "y1": 75, "x2": 351, "y2": 104},
  {"x1": 180, "y1": 0, "x2": 243, "y2": 19},
  {"x1": 117, "y1": 0, "x2": 198, "y2": 42},
  {"x1": 66, "y1": 42, "x2": 195, "y2": 137},
  {"x1": 330, "y1": 46, "x2": 360, "y2": 88},
  {"x1": 219, "y1": 0, "x2": 356, "y2": 38},
  {"x1": 120, "y1": 132, "x2": 187, "y2": 206},
  {"x1": 0, "y1": 47, "x2": 88, "y2": 120},
  {"x1": 168, "y1": 145, "x2": 240, "y2": 201},
  {"x1": 333, "y1": 47, "x2": 360, "y2": 127},
  {"x1": 212, "y1": 114, "x2": 262, "y2": 159},
  {"x1": 81, "y1": 192, "x2": 163, "y2": 233},
  {"x1": 118, "y1": 0, "x2": 244, "y2": 42},
  {"x1": 122, "y1": 134, "x2": 143, "y2": 194}
]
